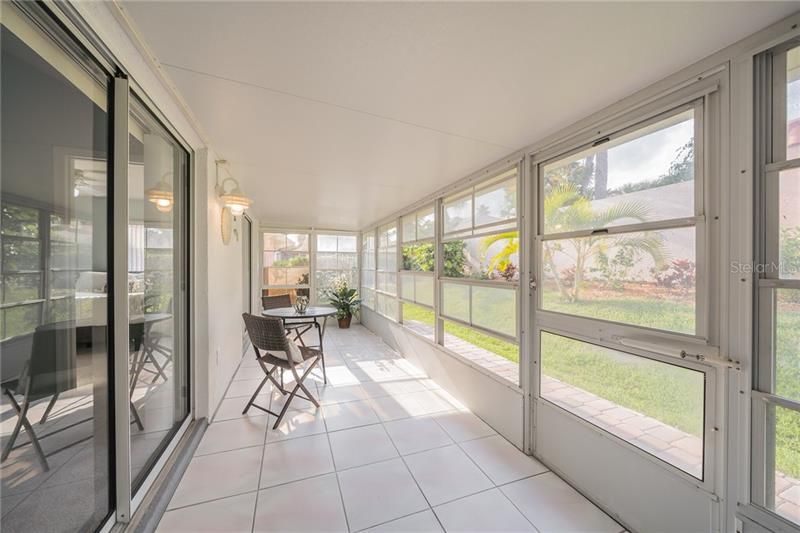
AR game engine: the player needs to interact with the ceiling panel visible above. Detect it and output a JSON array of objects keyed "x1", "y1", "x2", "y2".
[{"x1": 121, "y1": 1, "x2": 799, "y2": 229}]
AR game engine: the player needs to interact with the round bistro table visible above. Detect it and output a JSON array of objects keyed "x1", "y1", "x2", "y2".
[{"x1": 261, "y1": 306, "x2": 336, "y2": 383}]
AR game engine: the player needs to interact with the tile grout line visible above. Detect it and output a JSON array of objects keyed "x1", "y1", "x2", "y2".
[
  {"x1": 377, "y1": 416, "x2": 443, "y2": 532},
  {"x1": 248, "y1": 383, "x2": 275, "y2": 532},
  {"x1": 321, "y1": 391, "x2": 353, "y2": 533}
]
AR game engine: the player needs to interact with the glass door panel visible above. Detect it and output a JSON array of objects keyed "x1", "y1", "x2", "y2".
[
  {"x1": 127, "y1": 95, "x2": 189, "y2": 492},
  {"x1": 0, "y1": 6, "x2": 113, "y2": 531}
]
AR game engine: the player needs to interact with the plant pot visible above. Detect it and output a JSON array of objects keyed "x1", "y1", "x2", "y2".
[{"x1": 338, "y1": 315, "x2": 352, "y2": 329}]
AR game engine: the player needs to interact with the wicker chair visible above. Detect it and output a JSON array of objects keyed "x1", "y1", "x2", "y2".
[
  {"x1": 261, "y1": 294, "x2": 314, "y2": 346},
  {"x1": 241, "y1": 313, "x2": 321, "y2": 429}
]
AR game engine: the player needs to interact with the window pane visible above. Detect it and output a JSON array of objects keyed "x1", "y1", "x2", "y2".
[
  {"x1": 442, "y1": 232, "x2": 519, "y2": 281},
  {"x1": 402, "y1": 242, "x2": 434, "y2": 272},
  {"x1": 1, "y1": 9, "x2": 113, "y2": 528},
  {"x1": 402, "y1": 302, "x2": 434, "y2": 340},
  {"x1": 129, "y1": 94, "x2": 190, "y2": 491},
  {"x1": 3, "y1": 239, "x2": 40, "y2": 271},
  {"x1": 2, "y1": 303, "x2": 42, "y2": 339},
  {"x1": 443, "y1": 320, "x2": 519, "y2": 384},
  {"x1": 263, "y1": 231, "x2": 310, "y2": 289},
  {"x1": 768, "y1": 404, "x2": 800, "y2": 524},
  {"x1": 475, "y1": 174, "x2": 516, "y2": 227},
  {"x1": 415, "y1": 275, "x2": 434, "y2": 308},
  {"x1": 444, "y1": 193, "x2": 472, "y2": 234},
  {"x1": 776, "y1": 289, "x2": 800, "y2": 403},
  {"x1": 472, "y1": 286, "x2": 516, "y2": 338},
  {"x1": 263, "y1": 232, "x2": 287, "y2": 251},
  {"x1": 362, "y1": 270, "x2": 375, "y2": 289},
  {"x1": 442, "y1": 282, "x2": 469, "y2": 323},
  {"x1": 417, "y1": 208, "x2": 435, "y2": 240},
  {"x1": 541, "y1": 332, "x2": 704, "y2": 478},
  {"x1": 376, "y1": 292, "x2": 397, "y2": 321},
  {"x1": 400, "y1": 272, "x2": 415, "y2": 301},
  {"x1": 361, "y1": 288, "x2": 375, "y2": 309},
  {"x1": 543, "y1": 109, "x2": 695, "y2": 234},
  {"x1": 338, "y1": 235, "x2": 357, "y2": 253},
  {"x1": 3, "y1": 273, "x2": 41, "y2": 303},
  {"x1": 1, "y1": 204, "x2": 39, "y2": 238},
  {"x1": 402, "y1": 215, "x2": 416, "y2": 243},
  {"x1": 786, "y1": 46, "x2": 800, "y2": 160},
  {"x1": 779, "y1": 169, "x2": 800, "y2": 279},
  {"x1": 317, "y1": 234, "x2": 338, "y2": 252},
  {"x1": 317, "y1": 251, "x2": 337, "y2": 269},
  {"x1": 542, "y1": 227, "x2": 695, "y2": 334}
]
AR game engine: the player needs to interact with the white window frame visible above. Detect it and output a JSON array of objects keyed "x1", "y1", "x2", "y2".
[
  {"x1": 260, "y1": 228, "x2": 312, "y2": 301},
  {"x1": 314, "y1": 231, "x2": 359, "y2": 304},
  {"x1": 375, "y1": 222, "x2": 399, "y2": 320},
  {"x1": 530, "y1": 83, "x2": 723, "y2": 491},
  {"x1": 535, "y1": 101, "x2": 708, "y2": 340},
  {"x1": 436, "y1": 163, "x2": 523, "y2": 384},
  {"x1": 399, "y1": 205, "x2": 436, "y2": 314},
  {"x1": 750, "y1": 40, "x2": 800, "y2": 528},
  {"x1": 360, "y1": 229, "x2": 377, "y2": 310}
]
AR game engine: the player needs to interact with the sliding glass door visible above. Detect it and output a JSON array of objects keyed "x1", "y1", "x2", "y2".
[
  {"x1": 1, "y1": 3, "x2": 192, "y2": 530},
  {"x1": 127, "y1": 95, "x2": 190, "y2": 492},
  {"x1": 1, "y1": 5, "x2": 113, "y2": 531}
]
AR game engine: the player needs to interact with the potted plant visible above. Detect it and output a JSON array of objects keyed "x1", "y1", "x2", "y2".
[{"x1": 326, "y1": 275, "x2": 361, "y2": 328}]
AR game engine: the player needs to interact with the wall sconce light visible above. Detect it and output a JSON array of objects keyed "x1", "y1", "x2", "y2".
[
  {"x1": 146, "y1": 172, "x2": 174, "y2": 213},
  {"x1": 215, "y1": 160, "x2": 252, "y2": 216}
]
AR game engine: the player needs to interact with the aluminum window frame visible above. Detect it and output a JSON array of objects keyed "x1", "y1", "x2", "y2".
[
  {"x1": 360, "y1": 228, "x2": 377, "y2": 310},
  {"x1": 435, "y1": 162, "x2": 523, "y2": 383},
  {"x1": 534, "y1": 100, "x2": 708, "y2": 341},
  {"x1": 751, "y1": 41, "x2": 800, "y2": 526},
  {"x1": 530, "y1": 85, "x2": 722, "y2": 490}
]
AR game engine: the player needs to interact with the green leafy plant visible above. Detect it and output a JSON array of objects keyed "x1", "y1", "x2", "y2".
[{"x1": 325, "y1": 275, "x2": 361, "y2": 320}]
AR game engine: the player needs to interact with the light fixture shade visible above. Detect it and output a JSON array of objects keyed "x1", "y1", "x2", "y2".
[
  {"x1": 220, "y1": 186, "x2": 252, "y2": 216},
  {"x1": 146, "y1": 179, "x2": 174, "y2": 213}
]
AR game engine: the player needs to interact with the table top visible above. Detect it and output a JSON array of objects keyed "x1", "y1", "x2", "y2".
[{"x1": 262, "y1": 306, "x2": 336, "y2": 319}]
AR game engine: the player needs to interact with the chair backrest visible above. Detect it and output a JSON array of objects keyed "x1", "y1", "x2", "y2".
[
  {"x1": 0, "y1": 333, "x2": 34, "y2": 385},
  {"x1": 262, "y1": 294, "x2": 291, "y2": 311},
  {"x1": 242, "y1": 313, "x2": 290, "y2": 356},
  {"x1": 26, "y1": 321, "x2": 78, "y2": 400}
]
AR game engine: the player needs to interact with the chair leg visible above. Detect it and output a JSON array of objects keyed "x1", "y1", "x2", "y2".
[
  {"x1": 39, "y1": 393, "x2": 59, "y2": 424},
  {"x1": 2, "y1": 390, "x2": 48, "y2": 471},
  {"x1": 272, "y1": 359, "x2": 320, "y2": 430},
  {"x1": 314, "y1": 322, "x2": 328, "y2": 384},
  {"x1": 242, "y1": 375, "x2": 270, "y2": 414},
  {"x1": 130, "y1": 402, "x2": 144, "y2": 431}
]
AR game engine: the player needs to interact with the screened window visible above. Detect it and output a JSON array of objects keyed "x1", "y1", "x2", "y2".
[
  {"x1": 376, "y1": 222, "x2": 398, "y2": 320},
  {"x1": 361, "y1": 231, "x2": 376, "y2": 309},
  {"x1": 315, "y1": 234, "x2": 358, "y2": 303},
  {"x1": 536, "y1": 100, "x2": 709, "y2": 480},
  {"x1": 262, "y1": 232, "x2": 310, "y2": 301},
  {"x1": 752, "y1": 43, "x2": 800, "y2": 527},
  {"x1": 539, "y1": 105, "x2": 700, "y2": 335},
  {"x1": 400, "y1": 206, "x2": 435, "y2": 337},
  {"x1": 440, "y1": 166, "x2": 521, "y2": 385}
]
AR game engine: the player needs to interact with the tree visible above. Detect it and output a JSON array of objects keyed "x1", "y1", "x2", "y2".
[
  {"x1": 479, "y1": 231, "x2": 519, "y2": 280},
  {"x1": 544, "y1": 183, "x2": 666, "y2": 302}
]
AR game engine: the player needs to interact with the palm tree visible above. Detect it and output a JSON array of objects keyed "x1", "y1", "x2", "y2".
[
  {"x1": 479, "y1": 231, "x2": 519, "y2": 280},
  {"x1": 543, "y1": 183, "x2": 666, "y2": 302}
]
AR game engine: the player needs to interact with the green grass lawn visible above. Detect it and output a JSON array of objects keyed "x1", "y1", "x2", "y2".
[{"x1": 402, "y1": 293, "x2": 800, "y2": 480}]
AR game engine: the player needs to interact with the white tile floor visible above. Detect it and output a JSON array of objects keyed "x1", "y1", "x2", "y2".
[{"x1": 157, "y1": 325, "x2": 624, "y2": 533}]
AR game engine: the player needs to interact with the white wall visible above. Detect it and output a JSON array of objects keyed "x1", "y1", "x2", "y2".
[{"x1": 362, "y1": 308, "x2": 525, "y2": 448}]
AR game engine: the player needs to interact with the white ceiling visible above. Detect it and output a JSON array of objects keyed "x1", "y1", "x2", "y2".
[{"x1": 121, "y1": 1, "x2": 798, "y2": 230}]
